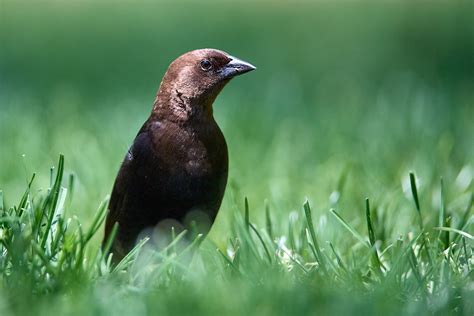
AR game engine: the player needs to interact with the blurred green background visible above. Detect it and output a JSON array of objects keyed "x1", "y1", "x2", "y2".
[{"x1": 1, "y1": 0, "x2": 473, "y2": 244}]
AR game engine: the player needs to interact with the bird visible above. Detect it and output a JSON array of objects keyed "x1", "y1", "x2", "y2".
[{"x1": 103, "y1": 48, "x2": 256, "y2": 260}]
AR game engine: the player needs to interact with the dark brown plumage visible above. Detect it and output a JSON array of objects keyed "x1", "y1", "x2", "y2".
[{"x1": 103, "y1": 49, "x2": 255, "y2": 260}]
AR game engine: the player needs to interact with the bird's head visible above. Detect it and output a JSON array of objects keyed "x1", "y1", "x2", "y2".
[{"x1": 153, "y1": 49, "x2": 256, "y2": 120}]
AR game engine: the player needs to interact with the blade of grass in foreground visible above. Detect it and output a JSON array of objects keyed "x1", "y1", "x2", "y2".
[
  {"x1": 237, "y1": 199, "x2": 264, "y2": 262},
  {"x1": 279, "y1": 246, "x2": 309, "y2": 274},
  {"x1": 84, "y1": 197, "x2": 109, "y2": 244},
  {"x1": 409, "y1": 172, "x2": 433, "y2": 265},
  {"x1": 366, "y1": 199, "x2": 376, "y2": 246},
  {"x1": 265, "y1": 199, "x2": 273, "y2": 241},
  {"x1": 438, "y1": 178, "x2": 449, "y2": 248},
  {"x1": 249, "y1": 223, "x2": 272, "y2": 264},
  {"x1": 409, "y1": 172, "x2": 423, "y2": 230},
  {"x1": 434, "y1": 227, "x2": 473, "y2": 240},
  {"x1": 217, "y1": 247, "x2": 240, "y2": 275},
  {"x1": 0, "y1": 190, "x2": 3, "y2": 214},
  {"x1": 113, "y1": 237, "x2": 150, "y2": 273},
  {"x1": 328, "y1": 241, "x2": 347, "y2": 272},
  {"x1": 40, "y1": 155, "x2": 65, "y2": 249},
  {"x1": 17, "y1": 173, "x2": 35, "y2": 217},
  {"x1": 330, "y1": 208, "x2": 368, "y2": 247},
  {"x1": 101, "y1": 222, "x2": 119, "y2": 267},
  {"x1": 365, "y1": 198, "x2": 385, "y2": 272},
  {"x1": 67, "y1": 173, "x2": 75, "y2": 205},
  {"x1": 162, "y1": 229, "x2": 188, "y2": 255},
  {"x1": 303, "y1": 200, "x2": 326, "y2": 273},
  {"x1": 244, "y1": 197, "x2": 250, "y2": 232}
]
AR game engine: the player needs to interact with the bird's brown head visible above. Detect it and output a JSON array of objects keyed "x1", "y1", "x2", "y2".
[{"x1": 153, "y1": 49, "x2": 256, "y2": 121}]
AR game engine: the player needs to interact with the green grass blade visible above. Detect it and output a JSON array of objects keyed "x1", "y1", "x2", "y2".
[
  {"x1": 244, "y1": 197, "x2": 250, "y2": 232},
  {"x1": 175, "y1": 233, "x2": 203, "y2": 258},
  {"x1": 249, "y1": 223, "x2": 272, "y2": 263},
  {"x1": 217, "y1": 248, "x2": 240, "y2": 274},
  {"x1": 265, "y1": 199, "x2": 273, "y2": 240},
  {"x1": 288, "y1": 219, "x2": 296, "y2": 252},
  {"x1": 434, "y1": 227, "x2": 473, "y2": 240},
  {"x1": 50, "y1": 217, "x2": 66, "y2": 257},
  {"x1": 113, "y1": 236, "x2": 150, "y2": 272},
  {"x1": 462, "y1": 238, "x2": 470, "y2": 273},
  {"x1": 407, "y1": 246, "x2": 424, "y2": 290},
  {"x1": 170, "y1": 226, "x2": 177, "y2": 256},
  {"x1": 84, "y1": 197, "x2": 109, "y2": 244},
  {"x1": 409, "y1": 172, "x2": 423, "y2": 230},
  {"x1": 407, "y1": 174, "x2": 434, "y2": 264},
  {"x1": 67, "y1": 173, "x2": 75, "y2": 205},
  {"x1": 365, "y1": 198, "x2": 385, "y2": 272},
  {"x1": 17, "y1": 173, "x2": 35, "y2": 217},
  {"x1": 40, "y1": 155, "x2": 65, "y2": 249},
  {"x1": 279, "y1": 246, "x2": 308, "y2": 274},
  {"x1": 328, "y1": 241, "x2": 347, "y2": 272},
  {"x1": 0, "y1": 190, "x2": 4, "y2": 215},
  {"x1": 330, "y1": 209, "x2": 368, "y2": 247},
  {"x1": 303, "y1": 200, "x2": 326, "y2": 273},
  {"x1": 336, "y1": 166, "x2": 350, "y2": 196},
  {"x1": 438, "y1": 178, "x2": 449, "y2": 248},
  {"x1": 305, "y1": 229, "x2": 320, "y2": 263},
  {"x1": 366, "y1": 198, "x2": 376, "y2": 246},
  {"x1": 101, "y1": 222, "x2": 118, "y2": 266},
  {"x1": 162, "y1": 229, "x2": 188, "y2": 255},
  {"x1": 46, "y1": 187, "x2": 67, "y2": 254}
]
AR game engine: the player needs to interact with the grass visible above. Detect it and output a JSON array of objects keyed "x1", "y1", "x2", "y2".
[
  {"x1": 0, "y1": 155, "x2": 472, "y2": 315},
  {"x1": 1, "y1": 0, "x2": 473, "y2": 314}
]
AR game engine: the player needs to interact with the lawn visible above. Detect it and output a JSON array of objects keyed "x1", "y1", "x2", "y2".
[{"x1": 0, "y1": 1, "x2": 473, "y2": 315}]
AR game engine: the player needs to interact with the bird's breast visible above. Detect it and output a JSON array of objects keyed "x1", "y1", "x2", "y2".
[
  {"x1": 152, "y1": 121, "x2": 228, "y2": 186},
  {"x1": 185, "y1": 156, "x2": 212, "y2": 176}
]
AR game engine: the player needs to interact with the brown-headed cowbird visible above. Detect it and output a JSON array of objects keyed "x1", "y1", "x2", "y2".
[{"x1": 103, "y1": 49, "x2": 255, "y2": 260}]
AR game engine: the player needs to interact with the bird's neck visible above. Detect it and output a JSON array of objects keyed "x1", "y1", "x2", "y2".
[{"x1": 151, "y1": 86, "x2": 220, "y2": 124}]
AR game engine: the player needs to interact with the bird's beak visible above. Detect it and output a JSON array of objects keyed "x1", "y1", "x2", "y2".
[{"x1": 221, "y1": 55, "x2": 256, "y2": 79}]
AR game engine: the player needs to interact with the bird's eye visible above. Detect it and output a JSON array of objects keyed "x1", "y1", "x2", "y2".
[{"x1": 200, "y1": 59, "x2": 213, "y2": 71}]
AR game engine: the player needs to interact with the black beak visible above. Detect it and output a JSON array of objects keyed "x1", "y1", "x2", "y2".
[{"x1": 221, "y1": 55, "x2": 256, "y2": 79}]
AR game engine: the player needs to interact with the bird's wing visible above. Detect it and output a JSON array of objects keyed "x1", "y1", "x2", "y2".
[
  {"x1": 103, "y1": 122, "x2": 157, "y2": 247},
  {"x1": 103, "y1": 150, "x2": 132, "y2": 243}
]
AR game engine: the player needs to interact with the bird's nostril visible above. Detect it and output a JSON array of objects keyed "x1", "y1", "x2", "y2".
[{"x1": 221, "y1": 57, "x2": 256, "y2": 78}]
